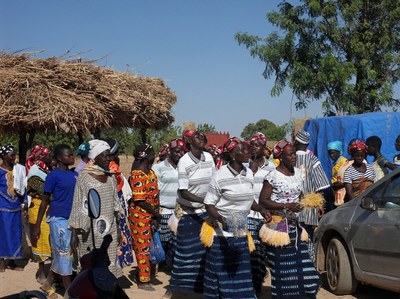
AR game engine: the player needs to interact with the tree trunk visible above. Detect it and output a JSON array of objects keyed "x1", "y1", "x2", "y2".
[
  {"x1": 140, "y1": 127, "x2": 147, "y2": 144},
  {"x1": 18, "y1": 128, "x2": 36, "y2": 165}
]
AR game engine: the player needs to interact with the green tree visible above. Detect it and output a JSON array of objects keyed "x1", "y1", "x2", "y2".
[
  {"x1": 197, "y1": 123, "x2": 217, "y2": 134},
  {"x1": 236, "y1": 0, "x2": 400, "y2": 115},
  {"x1": 148, "y1": 125, "x2": 182, "y2": 153},
  {"x1": 241, "y1": 119, "x2": 286, "y2": 141}
]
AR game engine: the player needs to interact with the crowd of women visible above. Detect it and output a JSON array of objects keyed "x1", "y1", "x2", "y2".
[{"x1": 0, "y1": 129, "x2": 399, "y2": 299}]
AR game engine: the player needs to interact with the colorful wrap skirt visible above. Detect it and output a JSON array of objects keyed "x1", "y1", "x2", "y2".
[
  {"x1": 266, "y1": 224, "x2": 320, "y2": 299},
  {"x1": 48, "y1": 216, "x2": 73, "y2": 276},
  {"x1": 204, "y1": 235, "x2": 256, "y2": 299},
  {"x1": 247, "y1": 217, "x2": 267, "y2": 291},
  {"x1": 170, "y1": 212, "x2": 207, "y2": 293},
  {"x1": 28, "y1": 197, "x2": 51, "y2": 262}
]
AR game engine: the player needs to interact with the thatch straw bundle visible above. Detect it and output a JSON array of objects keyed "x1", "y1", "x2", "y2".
[{"x1": 0, "y1": 52, "x2": 177, "y2": 133}]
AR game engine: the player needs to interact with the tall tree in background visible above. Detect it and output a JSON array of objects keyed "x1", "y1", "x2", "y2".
[
  {"x1": 241, "y1": 119, "x2": 286, "y2": 141},
  {"x1": 197, "y1": 123, "x2": 217, "y2": 134},
  {"x1": 236, "y1": 0, "x2": 400, "y2": 115}
]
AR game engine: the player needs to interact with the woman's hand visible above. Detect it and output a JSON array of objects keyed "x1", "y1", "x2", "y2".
[
  {"x1": 217, "y1": 215, "x2": 227, "y2": 230},
  {"x1": 151, "y1": 217, "x2": 160, "y2": 230},
  {"x1": 30, "y1": 224, "x2": 40, "y2": 248},
  {"x1": 260, "y1": 208, "x2": 272, "y2": 223},
  {"x1": 286, "y1": 202, "x2": 301, "y2": 212}
]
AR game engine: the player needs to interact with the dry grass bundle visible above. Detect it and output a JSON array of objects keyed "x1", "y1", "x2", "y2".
[{"x1": 0, "y1": 52, "x2": 177, "y2": 133}]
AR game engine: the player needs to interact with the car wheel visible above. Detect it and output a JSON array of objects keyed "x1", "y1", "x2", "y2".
[{"x1": 326, "y1": 238, "x2": 358, "y2": 295}]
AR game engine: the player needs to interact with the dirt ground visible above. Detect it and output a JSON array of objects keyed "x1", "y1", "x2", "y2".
[
  {"x1": 1, "y1": 156, "x2": 398, "y2": 298},
  {"x1": 0, "y1": 258, "x2": 399, "y2": 299}
]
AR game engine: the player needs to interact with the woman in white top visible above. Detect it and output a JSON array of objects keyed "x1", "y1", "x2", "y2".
[
  {"x1": 203, "y1": 137, "x2": 271, "y2": 299},
  {"x1": 259, "y1": 140, "x2": 320, "y2": 299}
]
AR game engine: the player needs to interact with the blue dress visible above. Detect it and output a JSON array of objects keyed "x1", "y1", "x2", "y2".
[{"x1": 0, "y1": 167, "x2": 23, "y2": 259}]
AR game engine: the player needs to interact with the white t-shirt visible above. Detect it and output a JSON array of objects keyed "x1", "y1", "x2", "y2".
[
  {"x1": 177, "y1": 151, "x2": 215, "y2": 213},
  {"x1": 152, "y1": 159, "x2": 178, "y2": 211},
  {"x1": 204, "y1": 164, "x2": 254, "y2": 237}
]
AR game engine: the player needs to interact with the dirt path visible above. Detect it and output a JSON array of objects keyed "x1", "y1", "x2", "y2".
[{"x1": 0, "y1": 260, "x2": 398, "y2": 299}]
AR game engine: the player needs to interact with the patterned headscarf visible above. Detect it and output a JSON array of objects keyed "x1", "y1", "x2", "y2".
[
  {"x1": 26, "y1": 145, "x2": 52, "y2": 174},
  {"x1": 182, "y1": 130, "x2": 198, "y2": 151},
  {"x1": 223, "y1": 137, "x2": 241, "y2": 154},
  {"x1": 273, "y1": 139, "x2": 292, "y2": 158},
  {"x1": 250, "y1": 132, "x2": 267, "y2": 146},
  {"x1": 77, "y1": 142, "x2": 90, "y2": 157},
  {"x1": 327, "y1": 141, "x2": 343, "y2": 156},
  {"x1": 347, "y1": 139, "x2": 368, "y2": 156},
  {"x1": 169, "y1": 138, "x2": 184, "y2": 149},
  {"x1": 0, "y1": 144, "x2": 14, "y2": 159},
  {"x1": 295, "y1": 129, "x2": 310, "y2": 144},
  {"x1": 133, "y1": 143, "x2": 154, "y2": 160}
]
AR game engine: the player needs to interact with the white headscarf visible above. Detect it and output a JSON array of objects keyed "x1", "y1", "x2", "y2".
[{"x1": 88, "y1": 139, "x2": 110, "y2": 160}]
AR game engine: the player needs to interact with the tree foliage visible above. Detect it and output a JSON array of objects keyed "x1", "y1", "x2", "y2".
[
  {"x1": 197, "y1": 123, "x2": 217, "y2": 134},
  {"x1": 0, "y1": 124, "x2": 185, "y2": 160},
  {"x1": 241, "y1": 119, "x2": 286, "y2": 141},
  {"x1": 236, "y1": 0, "x2": 400, "y2": 115}
]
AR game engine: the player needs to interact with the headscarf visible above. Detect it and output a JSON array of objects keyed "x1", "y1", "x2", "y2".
[
  {"x1": 295, "y1": 129, "x2": 310, "y2": 145},
  {"x1": 88, "y1": 139, "x2": 111, "y2": 160},
  {"x1": 0, "y1": 144, "x2": 14, "y2": 159},
  {"x1": 347, "y1": 139, "x2": 368, "y2": 156},
  {"x1": 250, "y1": 132, "x2": 267, "y2": 146},
  {"x1": 77, "y1": 142, "x2": 90, "y2": 158},
  {"x1": 108, "y1": 139, "x2": 120, "y2": 156},
  {"x1": 169, "y1": 138, "x2": 184, "y2": 149},
  {"x1": 133, "y1": 144, "x2": 154, "y2": 160},
  {"x1": 273, "y1": 139, "x2": 292, "y2": 158},
  {"x1": 26, "y1": 144, "x2": 52, "y2": 174},
  {"x1": 223, "y1": 137, "x2": 241, "y2": 154},
  {"x1": 182, "y1": 130, "x2": 198, "y2": 152},
  {"x1": 327, "y1": 141, "x2": 343, "y2": 156}
]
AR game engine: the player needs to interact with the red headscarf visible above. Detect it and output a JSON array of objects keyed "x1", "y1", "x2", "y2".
[
  {"x1": 169, "y1": 138, "x2": 184, "y2": 149},
  {"x1": 250, "y1": 132, "x2": 267, "y2": 146},
  {"x1": 182, "y1": 130, "x2": 198, "y2": 152},
  {"x1": 272, "y1": 140, "x2": 291, "y2": 159},
  {"x1": 26, "y1": 145, "x2": 52, "y2": 174},
  {"x1": 223, "y1": 137, "x2": 241, "y2": 154},
  {"x1": 347, "y1": 139, "x2": 368, "y2": 155}
]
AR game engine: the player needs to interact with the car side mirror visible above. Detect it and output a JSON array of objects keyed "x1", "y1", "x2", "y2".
[
  {"x1": 88, "y1": 188, "x2": 101, "y2": 219},
  {"x1": 360, "y1": 197, "x2": 376, "y2": 211}
]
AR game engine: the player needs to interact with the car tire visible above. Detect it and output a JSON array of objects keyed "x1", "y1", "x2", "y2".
[{"x1": 326, "y1": 238, "x2": 358, "y2": 295}]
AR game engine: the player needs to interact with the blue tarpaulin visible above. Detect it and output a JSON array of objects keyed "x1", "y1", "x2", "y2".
[{"x1": 303, "y1": 112, "x2": 400, "y2": 181}]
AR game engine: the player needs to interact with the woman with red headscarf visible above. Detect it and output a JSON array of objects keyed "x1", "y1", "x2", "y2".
[
  {"x1": 259, "y1": 140, "x2": 320, "y2": 299},
  {"x1": 26, "y1": 145, "x2": 53, "y2": 284},
  {"x1": 203, "y1": 137, "x2": 271, "y2": 299},
  {"x1": 247, "y1": 132, "x2": 275, "y2": 294},
  {"x1": 344, "y1": 139, "x2": 376, "y2": 200}
]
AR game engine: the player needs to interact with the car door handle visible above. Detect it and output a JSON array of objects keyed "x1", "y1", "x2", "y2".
[{"x1": 395, "y1": 222, "x2": 400, "y2": 229}]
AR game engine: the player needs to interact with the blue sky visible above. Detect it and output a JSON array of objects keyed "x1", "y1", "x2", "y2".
[{"x1": 0, "y1": 0, "x2": 323, "y2": 137}]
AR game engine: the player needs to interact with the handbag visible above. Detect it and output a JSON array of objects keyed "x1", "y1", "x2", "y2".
[{"x1": 149, "y1": 231, "x2": 165, "y2": 264}]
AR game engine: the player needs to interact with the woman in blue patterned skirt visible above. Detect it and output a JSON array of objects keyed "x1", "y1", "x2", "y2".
[{"x1": 259, "y1": 140, "x2": 320, "y2": 299}]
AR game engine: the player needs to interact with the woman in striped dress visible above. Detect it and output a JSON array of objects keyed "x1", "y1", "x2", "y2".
[
  {"x1": 247, "y1": 132, "x2": 275, "y2": 295},
  {"x1": 203, "y1": 137, "x2": 271, "y2": 299},
  {"x1": 259, "y1": 140, "x2": 320, "y2": 299},
  {"x1": 168, "y1": 130, "x2": 215, "y2": 295},
  {"x1": 344, "y1": 139, "x2": 376, "y2": 200}
]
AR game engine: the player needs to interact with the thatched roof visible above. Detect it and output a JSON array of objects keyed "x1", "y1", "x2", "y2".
[{"x1": 0, "y1": 52, "x2": 177, "y2": 133}]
